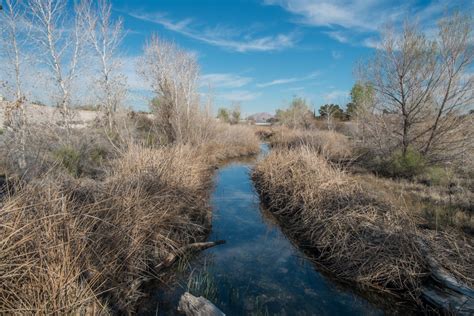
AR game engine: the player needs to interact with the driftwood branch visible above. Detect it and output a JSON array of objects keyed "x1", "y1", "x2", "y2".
[
  {"x1": 416, "y1": 238, "x2": 474, "y2": 314},
  {"x1": 178, "y1": 292, "x2": 225, "y2": 316},
  {"x1": 155, "y1": 240, "x2": 225, "y2": 272}
]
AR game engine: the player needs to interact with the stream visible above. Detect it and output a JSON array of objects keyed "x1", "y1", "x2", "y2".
[{"x1": 140, "y1": 144, "x2": 413, "y2": 315}]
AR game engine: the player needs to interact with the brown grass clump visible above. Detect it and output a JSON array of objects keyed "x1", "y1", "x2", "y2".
[
  {"x1": 253, "y1": 147, "x2": 473, "y2": 299},
  {"x1": 0, "y1": 145, "x2": 212, "y2": 314},
  {"x1": 357, "y1": 173, "x2": 474, "y2": 235},
  {"x1": 253, "y1": 126, "x2": 274, "y2": 141},
  {"x1": 269, "y1": 128, "x2": 352, "y2": 161},
  {"x1": 201, "y1": 123, "x2": 260, "y2": 162}
]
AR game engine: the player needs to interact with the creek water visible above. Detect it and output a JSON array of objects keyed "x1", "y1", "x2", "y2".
[{"x1": 140, "y1": 144, "x2": 410, "y2": 315}]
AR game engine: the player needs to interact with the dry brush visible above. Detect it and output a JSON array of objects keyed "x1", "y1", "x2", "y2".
[{"x1": 253, "y1": 147, "x2": 473, "y2": 304}]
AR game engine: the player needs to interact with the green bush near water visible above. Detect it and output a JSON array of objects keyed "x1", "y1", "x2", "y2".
[{"x1": 383, "y1": 147, "x2": 426, "y2": 179}]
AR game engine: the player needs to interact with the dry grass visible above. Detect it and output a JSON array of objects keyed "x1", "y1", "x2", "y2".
[
  {"x1": 200, "y1": 123, "x2": 260, "y2": 162},
  {"x1": 253, "y1": 126, "x2": 274, "y2": 141},
  {"x1": 0, "y1": 117, "x2": 261, "y2": 314},
  {"x1": 357, "y1": 173, "x2": 474, "y2": 234},
  {"x1": 269, "y1": 127, "x2": 352, "y2": 161},
  {"x1": 0, "y1": 145, "x2": 213, "y2": 314},
  {"x1": 0, "y1": 99, "x2": 261, "y2": 315},
  {"x1": 253, "y1": 147, "x2": 473, "y2": 301}
]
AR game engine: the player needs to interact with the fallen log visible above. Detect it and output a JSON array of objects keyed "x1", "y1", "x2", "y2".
[
  {"x1": 178, "y1": 292, "x2": 225, "y2": 316},
  {"x1": 155, "y1": 240, "x2": 225, "y2": 272},
  {"x1": 416, "y1": 238, "x2": 474, "y2": 315}
]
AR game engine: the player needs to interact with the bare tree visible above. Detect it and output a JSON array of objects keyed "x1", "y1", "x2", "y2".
[
  {"x1": 230, "y1": 102, "x2": 241, "y2": 124},
  {"x1": 28, "y1": 0, "x2": 87, "y2": 133},
  {"x1": 360, "y1": 13, "x2": 473, "y2": 163},
  {"x1": 138, "y1": 36, "x2": 200, "y2": 144},
  {"x1": 0, "y1": 0, "x2": 29, "y2": 169},
  {"x1": 423, "y1": 13, "x2": 474, "y2": 159},
  {"x1": 276, "y1": 97, "x2": 313, "y2": 129},
  {"x1": 82, "y1": 0, "x2": 126, "y2": 130}
]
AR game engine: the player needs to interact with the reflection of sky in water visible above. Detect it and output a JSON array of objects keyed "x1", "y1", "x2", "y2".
[
  {"x1": 202, "y1": 162, "x2": 382, "y2": 315},
  {"x1": 141, "y1": 145, "x2": 411, "y2": 315}
]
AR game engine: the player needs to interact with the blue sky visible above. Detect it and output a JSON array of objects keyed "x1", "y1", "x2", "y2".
[{"x1": 112, "y1": 0, "x2": 472, "y2": 115}]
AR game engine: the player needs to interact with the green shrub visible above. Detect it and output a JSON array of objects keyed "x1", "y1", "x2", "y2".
[
  {"x1": 423, "y1": 166, "x2": 452, "y2": 186},
  {"x1": 385, "y1": 147, "x2": 426, "y2": 178},
  {"x1": 54, "y1": 146, "x2": 81, "y2": 177},
  {"x1": 89, "y1": 146, "x2": 108, "y2": 164},
  {"x1": 0, "y1": 129, "x2": 3, "y2": 135}
]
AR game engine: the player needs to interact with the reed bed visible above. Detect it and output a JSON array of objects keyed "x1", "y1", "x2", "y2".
[
  {"x1": 0, "y1": 122, "x2": 260, "y2": 314},
  {"x1": 201, "y1": 123, "x2": 261, "y2": 162},
  {"x1": 269, "y1": 127, "x2": 352, "y2": 161},
  {"x1": 253, "y1": 147, "x2": 473, "y2": 300}
]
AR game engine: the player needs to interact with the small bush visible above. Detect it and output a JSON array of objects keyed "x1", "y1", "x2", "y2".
[
  {"x1": 54, "y1": 146, "x2": 81, "y2": 177},
  {"x1": 89, "y1": 146, "x2": 108, "y2": 165},
  {"x1": 422, "y1": 166, "x2": 452, "y2": 186},
  {"x1": 385, "y1": 147, "x2": 426, "y2": 178}
]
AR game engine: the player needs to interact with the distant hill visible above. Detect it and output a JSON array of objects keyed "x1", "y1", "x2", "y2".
[{"x1": 247, "y1": 112, "x2": 274, "y2": 123}]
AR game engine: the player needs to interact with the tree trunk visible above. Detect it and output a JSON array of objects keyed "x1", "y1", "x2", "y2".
[{"x1": 178, "y1": 292, "x2": 225, "y2": 316}]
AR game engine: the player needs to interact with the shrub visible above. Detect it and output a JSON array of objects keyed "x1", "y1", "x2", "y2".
[
  {"x1": 54, "y1": 146, "x2": 81, "y2": 177},
  {"x1": 385, "y1": 147, "x2": 426, "y2": 179},
  {"x1": 422, "y1": 166, "x2": 452, "y2": 187}
]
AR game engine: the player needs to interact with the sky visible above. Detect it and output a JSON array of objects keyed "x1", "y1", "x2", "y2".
[{"x1": 6, "y1": 0, "x2": 471, "y2": 115}]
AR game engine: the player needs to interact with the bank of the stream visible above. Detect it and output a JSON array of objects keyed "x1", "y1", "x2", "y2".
[
  {"x1": 139, "y1": 145, "x2": 418, "y2": 315},
  {"x1": 252, "y1": 146, "x2": 474, "y2": 315}
]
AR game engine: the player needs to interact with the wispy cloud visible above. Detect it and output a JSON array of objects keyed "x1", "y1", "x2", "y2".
[
  {"x1": 324, "y1": 30, "x2": 350, "y2": 43},
  {"x1": 264, "y1": 0, "x2": 405, "y2": 31},
  {"x1": 119, "y1": 56, "x2": 150, "y2": 92},
  {"x1": 220, "y1": 90, "x2": 261, "y2": 101},
  {"x1": 285, "y1": 86, "x2": 305, "y2": 92},
  {"x1": 128, "y1": 11, "x2": 298, "y2": 52},
  {"x1": 331, "y1": 50, "x2": 342, "y2": 60},
  {"x1": 257, "y1": 71, "x2": 320, "y2": 88},
  {"x1": 362, "y1": 37, "x2": 383, "y2": 50},
  {"x1": 265, "y1": 0, "x2": 473, "y2": 48},
  {"x1": 323, "y1": 89, "x2": 348, "y2": 103},
  {"x1": 201, "y1": 73, "x2": 252, "y2": 88}
]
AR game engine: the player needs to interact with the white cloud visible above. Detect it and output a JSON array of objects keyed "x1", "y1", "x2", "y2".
[
  {"x1": 362, "y1": 37, "x2": 383, "y2": 50},
  {"x1": 285, "y1": 86, "x2": 305, "y2": 91},
  {"x1": 331, "y1": 50, "x2": 342, "y2": 59},
  {"x1": 257, "y1": 77, "x2": 299, "y2": 88},
  {"x1": 201, "y1": 73, "x2": 252, "y2": 88},
  {"x1": 323, "y1": 90, "x2": 348, "y2": 103},
  {"x1": 128, "y1": 12, "x2": 297, "y2": 52},
  {"x1": 324, "y1": 30, "x2": 350, "y2": 43},
  {"x1": 265, "y1": 0, "x2": 473, "y2": 48},
  {"x1": 257, "y1": 71, "x2": 320, "y2": 88},
  {"x1": 264, "y1": 0, "x2": 402, "y2": 31},
  {"x1": 220, "y1": 90, "x2": 261, "y2": 102},
  {"x1": 119, "y1": 56, "x2": 150, "y2": 92}
]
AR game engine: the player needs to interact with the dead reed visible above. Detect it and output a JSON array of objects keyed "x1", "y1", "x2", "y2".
[
  {"x1": 253, "y1": 147, "x2": 473, "y2": 301},
  {"x1": 0, "y1": 145, "x2": 213, "y2": 314},
  {"x1": 269, "y1": 127, "x2": 352, "y2": 161}
]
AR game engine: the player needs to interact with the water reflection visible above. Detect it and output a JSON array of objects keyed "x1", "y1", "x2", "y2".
[{"x1": 139, "y1": 145, "x2": 410, "y2": 315}]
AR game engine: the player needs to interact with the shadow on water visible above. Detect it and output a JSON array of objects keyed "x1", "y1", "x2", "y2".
[{"x1": 138, "y1": 144, "x2": 416, "y2": 315}]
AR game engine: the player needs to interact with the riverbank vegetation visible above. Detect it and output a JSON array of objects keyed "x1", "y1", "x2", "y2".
[
  {"x1": 0, "y1": 0, "x2": 259, "y2": 313},
  {"x1": 254, "y1": 11, "x2": 473, "y2": 312}
]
